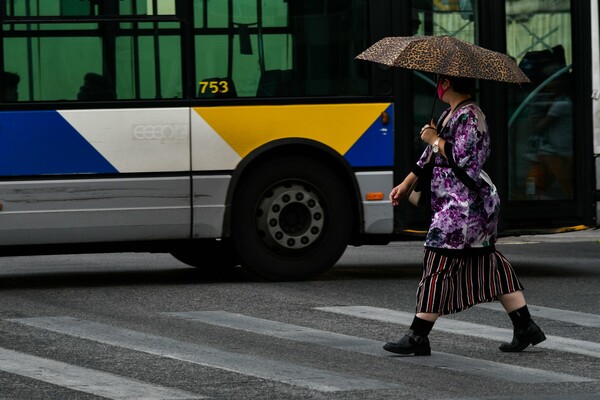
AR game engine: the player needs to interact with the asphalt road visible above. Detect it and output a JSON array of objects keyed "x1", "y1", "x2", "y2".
[{"x1": 0, "y1": 229, "x2": 598, "y2": 400}]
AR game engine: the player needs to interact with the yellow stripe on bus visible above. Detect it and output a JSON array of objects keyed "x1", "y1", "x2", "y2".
[{"x1": 193, "y1": 103, "x2": 390, "y2": 158}]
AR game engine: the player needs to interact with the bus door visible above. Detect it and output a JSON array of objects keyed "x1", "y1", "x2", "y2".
[
  {"x1": 400, "y1": 1, "x2": 593, "y2": 231},
  {"x1": 499, "y1": 0, "x2": 593, "y2": 229}
]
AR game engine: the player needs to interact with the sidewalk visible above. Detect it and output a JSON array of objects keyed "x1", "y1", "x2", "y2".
[{"x1": 498, "y1": 226, "x2": 600, "y2": 244}]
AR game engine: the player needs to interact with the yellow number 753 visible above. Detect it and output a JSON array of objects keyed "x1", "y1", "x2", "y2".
[{"x1": 198, "y1": 80, "x2": 229, "y2": 94}]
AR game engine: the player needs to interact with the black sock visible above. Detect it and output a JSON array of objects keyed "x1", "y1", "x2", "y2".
[
  {"x1": 508, "y1": 305, "x2": 532, "y2": 329},
  {"x1": 410, "y1": 316, "x2": 435, "y2": 337}
]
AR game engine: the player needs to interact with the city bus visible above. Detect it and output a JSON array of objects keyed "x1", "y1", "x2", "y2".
[{"x1": 0, "y1": 0, "x2": 596, "y2": 281}]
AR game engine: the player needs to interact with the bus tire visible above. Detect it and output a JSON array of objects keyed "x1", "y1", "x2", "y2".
[{"x1": 232, "y1": 156, "x2": 353, "y2": 281}]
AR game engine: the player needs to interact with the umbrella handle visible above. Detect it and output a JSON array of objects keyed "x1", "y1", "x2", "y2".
[{"x1": 429, "y1": 94, "x2": 437, "y2": 123}]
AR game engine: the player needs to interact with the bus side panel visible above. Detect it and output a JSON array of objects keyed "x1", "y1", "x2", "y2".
[
  {"x1": 189, "y1": 109, "x2": 241, "y2": 238},
  {"x1": 0, "y1": 108, "x2": 192, "y2": 245},
  {"x1": 191, "y1": 104, "x2": 392, "y2": 165},
  {"x1": 0, "y1": 177, "x2": 190, "y2": 245},
  {"x1": 356, "y1": 171, "x2": 394, "y2": 234},
  {"x1": 190, "y1": 175, "x2": 230, "y2": 238},
  {"x1": 190, "y1": 103, "x2": 394, "y2": 237},
  {"x1": 60, "y1": 108, "x2": 191, "y2": 174}
]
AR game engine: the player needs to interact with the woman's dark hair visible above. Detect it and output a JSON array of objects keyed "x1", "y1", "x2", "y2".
[{"x1": 440, "y1": 74, "x2": 476, "y2": 96}]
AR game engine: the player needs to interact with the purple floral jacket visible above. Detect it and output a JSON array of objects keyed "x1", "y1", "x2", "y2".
[{"x1": 416, "y1": 103, "x2": 500, "y2": 250}]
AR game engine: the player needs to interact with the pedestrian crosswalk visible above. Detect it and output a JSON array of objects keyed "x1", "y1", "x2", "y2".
[
  {"x1": 164, "y1": 310, "x2": 592, "y2": 384},
  {"x1": 316, "y1": 306, "x2": 600, "y2": 358},
  {"x1": 3, "y1": 303, "x2": 600, "y2": 399}
]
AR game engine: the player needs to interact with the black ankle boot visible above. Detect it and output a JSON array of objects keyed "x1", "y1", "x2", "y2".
[
  {"x1": 499, "y1": 320, "x2": 546, "y2": 352},
  {"x1": 383, "y1": 329, "x2": 431, "y2": 356}
]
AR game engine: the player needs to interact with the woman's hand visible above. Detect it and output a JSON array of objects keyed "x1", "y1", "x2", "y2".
[
  {"x1": 390, "y1": 183, "x2": 409, "y2": 206},
  {"x1": 389, "y1": 172, "x2": 418, "y2": 206},
  {"x1": 420, "y1": 119, "x2": 447, "y2": 158},
  {"x1": 420, "y1": 120, "x2": 438, "y2": 145}
]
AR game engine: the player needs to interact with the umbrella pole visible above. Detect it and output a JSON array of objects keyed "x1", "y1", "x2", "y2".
[{"x1": 428, "y1": 94, "x2": 437, "y2": 123}]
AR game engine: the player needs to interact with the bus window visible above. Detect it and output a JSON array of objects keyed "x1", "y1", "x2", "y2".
[
  {"x1": 120, "y1": 0, "x2": 177, "y2": 16},
  {"x1": 193, "y1": 0, "x2": 370, "y2": 98},
  {"x1": 505, "y1": 1, "x2": 574, "y2": 201},
  {"x1": 3, "y1": 33, "x2": 103, "y2": 101},
  {"x1": 1, "y1": 9, "x2": 182, "y2": 101},
  {"x1": 3, "y1": 0, "x2": 176, "y2": 17},
  {"x1": 4, "y1": 0, "x2": 97, "y2": 17},
  {"x1": 116, "y1": 27, "x2": 182, "y2": 100}
]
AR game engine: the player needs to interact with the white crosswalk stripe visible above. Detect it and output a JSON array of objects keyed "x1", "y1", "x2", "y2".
[
  {"x1": 477, "y1": 302, "x2": 600, "y2": 328},
  {"x1": 7, "y1": 316, "x2": 403, "y2": 393},
  {"x1": 164, "y1": 310, "x2": 593, "y2": 384},
  {"x1": 316, "y1": 306, "x2": 600, "y2": 358},
  {"x1": 0, "y1": 347, "x2": 203, "y2": 400}
]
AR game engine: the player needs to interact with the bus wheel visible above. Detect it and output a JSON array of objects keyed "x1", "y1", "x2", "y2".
[{"x1": 232, "y1": 156, "x2": 353, "y2": 281}]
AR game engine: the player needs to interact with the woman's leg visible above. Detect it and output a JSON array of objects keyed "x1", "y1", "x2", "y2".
[
  {"x1": 497, "y1": 290, "x2": 546, "y2": 352},
  {"x1": 383, "y1": 249, "x2": 444, "y2": 355},
  {"x1": 497, "y1": 290, "x2": 527, "y2": 313},
  {"x1": 416, "y1": 312, "x2": 440, "y2": 322}
]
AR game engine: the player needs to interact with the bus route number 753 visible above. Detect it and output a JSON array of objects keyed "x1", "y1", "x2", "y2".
[{"x1": 198, "y1": 80, "x2": 229, "y2": 95}]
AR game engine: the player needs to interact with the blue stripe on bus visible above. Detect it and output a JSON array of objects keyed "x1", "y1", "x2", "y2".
[
  {"x1": 0, "y1": 111, "x2": 118, "y2": 176},
  {"x1": 344, "y1": 104, "x2": 394, "y2": 167}
]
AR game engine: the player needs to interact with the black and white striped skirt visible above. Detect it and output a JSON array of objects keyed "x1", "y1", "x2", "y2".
[{"x1": 416, "y1": 247, "x2": 524, "y2": 315}]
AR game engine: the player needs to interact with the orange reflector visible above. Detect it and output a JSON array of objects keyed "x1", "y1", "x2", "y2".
[
  {"x1": 381, "y1": 111, "x2": 390, "y2": 125},
  {"x1": 366, "y1": 192, "x2": 384, "y2": 201}
]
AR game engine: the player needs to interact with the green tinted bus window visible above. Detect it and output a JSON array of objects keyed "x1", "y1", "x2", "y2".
[
  {"x1": 193, "y1": 0, "x2": 369, "y2": 98},
  {"x1": 3, "y1": 36, "x2": 103, "y2": 101},
  {"x1": 4, "y1": 0, "x2": 176, "y2": 17},
  {"x1": 116, "y1": 35, "x2": 182, "y2": 99},
  {"x1": 120, "y1": 0, "x2": 176, "y2": 16}
]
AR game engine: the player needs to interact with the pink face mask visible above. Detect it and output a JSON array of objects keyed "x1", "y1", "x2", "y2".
[{"x1": 437, "y1": 80, "x2": 447, "y2": 100}]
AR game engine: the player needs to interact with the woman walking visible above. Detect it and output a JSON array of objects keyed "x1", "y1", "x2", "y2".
[{"x1": 385, "y1": 75, "x2": 546, "y2": 356}]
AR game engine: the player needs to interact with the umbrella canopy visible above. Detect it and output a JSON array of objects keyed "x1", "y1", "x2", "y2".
[{"x1": 356, "y1": 35, "x2": 530, "y2": 84}]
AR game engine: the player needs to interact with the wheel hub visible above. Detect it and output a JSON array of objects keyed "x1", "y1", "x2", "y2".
[{"x1": 257, "y1": 183, "x2": 324, "y2": 250}]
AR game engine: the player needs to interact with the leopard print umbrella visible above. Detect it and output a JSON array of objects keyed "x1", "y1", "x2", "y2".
[{"x1": 356, "y1": 35, "x2": 530, "y2": 84}]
